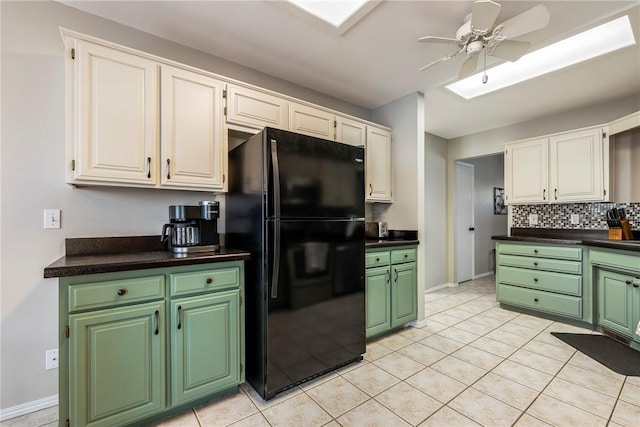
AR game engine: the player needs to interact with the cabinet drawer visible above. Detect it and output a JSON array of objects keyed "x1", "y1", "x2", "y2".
[
  {"x1": 499, "y1": 266, "x2": 582, "y2": 296},
  {"x1": 499, "y1": 254, "x2": 582, "y2": 275},
  {"x1": 498, "y1": 243, "x2": 582, "y2": 261},
  {"x1": 68, "y1": 276, "x2": 165, "y2": 312},
  {"x1": 391, "y1": 248, "x2": 417, "y2": 264},
  {"x1": 366, "y1": 251, "x2": 390, "y2": 268},
  {"x1": 590, "y1": 249, "x2": 640, "y2": 274},
  {"x1": 171, "y1": 267, "x2": 240, "y2": 297},
  {"x1": 498, "y1": 284, "x2": 582, "y2": 319}
]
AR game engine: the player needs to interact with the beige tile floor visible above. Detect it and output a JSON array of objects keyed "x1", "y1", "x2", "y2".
[{"x1": 4, "y1": 275, "x2": 640, "y2": 427}]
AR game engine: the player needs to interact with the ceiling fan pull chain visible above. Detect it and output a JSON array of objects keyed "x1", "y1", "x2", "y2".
[{"x1": 482, "y1": 47, "x2": 489, "y2": 84}]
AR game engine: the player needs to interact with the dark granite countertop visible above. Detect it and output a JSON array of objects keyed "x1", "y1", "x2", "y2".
[
  {"x1": 366, "y1": 239, "x2": 420, "y2": 249},
  {"x1": 492, "y1": 228, "x2": 640, "y2": 253},
  {"x1": 44, "y1": 236, "x2": 251, "y2": 278}
]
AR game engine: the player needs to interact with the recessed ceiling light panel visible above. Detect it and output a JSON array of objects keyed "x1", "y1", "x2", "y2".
[
  {"x1": 287, "y1": 0, "x2": 370, "y2": 27},
  {"x1": 446, "y1": 15, "x2": 637, "y2": 99}
]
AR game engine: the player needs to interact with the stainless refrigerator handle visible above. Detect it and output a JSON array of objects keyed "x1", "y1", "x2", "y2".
[
  {"x1": 271, "y1": 219, "x2": 281, "y2": 299},
  {"x1": 270, "y1": 139, "x2": 281, "y2": 218}
]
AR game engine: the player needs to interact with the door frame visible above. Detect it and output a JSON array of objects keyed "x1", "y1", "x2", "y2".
[{"x1": 454, "y1": 161, "x2": 475, "y2": 284}]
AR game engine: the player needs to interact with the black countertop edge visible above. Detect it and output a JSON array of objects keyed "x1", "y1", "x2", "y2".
[
  {"x1": 366, "y1": 239, "x2": 419, "y2": 248},
  {"x1": 44, "y1": 248, "x2": 251, "y2": 279},
  {"x1": 492, "y1": 228, "x2": 640, "y2": 253}
]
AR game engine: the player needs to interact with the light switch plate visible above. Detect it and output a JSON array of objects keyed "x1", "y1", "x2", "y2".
[
  {"x1": 44, "y1": 209, "x2": 61, "y2": 229},
  {"x1": 570, "y1": 214, "x2": 580, "y2": 225},
  {"x1": 528, "y1": 214, "x2": 539, "y2": 225}
]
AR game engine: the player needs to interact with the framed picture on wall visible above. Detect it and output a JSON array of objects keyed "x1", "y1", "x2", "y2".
[{"x1": 494, "y1": 187, "x2": 506, "y2": 215}]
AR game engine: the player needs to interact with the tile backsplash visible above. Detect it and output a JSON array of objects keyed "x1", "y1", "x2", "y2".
[{"x1": 511, "y1": 202, "x2": 640, "y2": 230}]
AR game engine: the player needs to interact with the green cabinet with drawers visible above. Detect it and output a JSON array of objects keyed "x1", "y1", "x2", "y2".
[
  {"x1": 496, "y1": 241, "x2": 592, "y2": 323},
  {"x1": 590, "y1": 248, "x2": 640, "y2": 348},
  {"x1": 59, "y1": 261, "x2": 245, "y2": 427},
  {"x1": 365, "y1": 246, "x2": 417, "y2": 338}
]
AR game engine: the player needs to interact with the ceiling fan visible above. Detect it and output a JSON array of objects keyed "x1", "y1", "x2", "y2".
[{"x1": 418, "y1": 0, "x2": 550, "y2": 83}]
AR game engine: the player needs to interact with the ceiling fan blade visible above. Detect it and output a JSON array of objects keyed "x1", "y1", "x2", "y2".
[
  {"x1": 418, "y1": 36, "x2": 460, "y2": 44},
  {"x1": 490, "y1": 40, "x2": 531, "y2": 61},
  {"x1": 418, "y1": 47, "x2": 465, "y2": 71},
  {"x1": 499, "y1": 4, "x2": 550, "y2": 39},
  {"x1": 458, "y1": 54, "x2": 480, "y2": 79},
  {"x1": 471, "y1": 0, "x2": 502, "y2": 32}
]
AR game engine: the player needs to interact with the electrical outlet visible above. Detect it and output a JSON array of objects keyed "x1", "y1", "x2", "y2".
[
  {"x1": 44, "y1": 209, "x2": 61, "y2": 229},
  {"x1": 528, "y1": 214, "x2": 539, "y2": 225},
  {"x1": 46, "y1": 349, "x2": 58, "y2": 370},
  {"x1": 570, "y1": 214, "x2": 580, "y2": 225}
]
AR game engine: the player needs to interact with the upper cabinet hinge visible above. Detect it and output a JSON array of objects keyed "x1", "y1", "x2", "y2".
[
  {"x1": 71, "y1": 159, "x2": 75, "y2": 171},
  {"x1": 65, "y1": 325, "x2": 69, "y2": 339},
  {"x1": 604, "y1": 189, "x2": 607, "y2": 196},
  {"x1": 602, "y1": 131, "x2": 607, "y2": 139},
  {"x1": 334, "y1": 120, "x2": 337, "y2": 128},
  {"x1": 223, "y1": 89, "x2": 227, "y2": 98},
  {"x1": 71, "y1": 48, "x2": 75, "y2": 60},
  {"x1": 223, "y1": 174, "x2": 226, "y2": 184},
  {"x1": 224, "y1": 106, "x2": 227, "y2": 116}
]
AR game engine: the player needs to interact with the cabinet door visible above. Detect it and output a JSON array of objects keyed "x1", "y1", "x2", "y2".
[
  {"x1": 74, "y1": 40, "x2": 158, "y2": 186},
  {"x1": 69, "y1": 301, "x2": 165, "y2": 427},
  {"x1": 161, "y1": 65, "x2": 226, "y2": 190},
  {"x1": 289, "y1": 102, "x2": 335, "y2": 140},
  {"x1": 170, "y1": 290, "x2": 240, "y2": 405},
  {"x1": 504, "y1": 138, "x2": 548, "y2": 204},
  {"x1": 550, "y1": 128, "x2": 603, "y2": 202},
  {"x1": 366, "y1": 126, "x2": 393, "y2": 202},
  {"x1": 226, "y1": 84, "x2": 288, "y2": 130},
  {"x1": 598, "y1": 269, "x2": 633, "y2": 337},
  {"x1": 336, "y1": 117, "x2": 366, "y2": 147},
  {"x1": 633, "y1": 279, "x2": 640, "y2": 343},
  {"x1": 366, "y1": 266, "x2": 391, "y2": 338},
  {"x1": 391, "y1": 262, "x2": 417, "y2": 328}
]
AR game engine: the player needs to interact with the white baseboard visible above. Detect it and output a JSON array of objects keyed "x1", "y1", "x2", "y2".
[
  {"x1": 0, "y1": 395, "x2": 58, "y2": 421},
  {"x1": 473, "y1": 271, "x2": 494, "y2": 280},
  {"x1": 424, "y1": 282, "x2": 459, "y2": 293}
]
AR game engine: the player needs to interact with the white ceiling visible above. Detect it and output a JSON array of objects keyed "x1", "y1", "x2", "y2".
[{"x1": 62, "y1": 0, "x2": 640, "y2": 139}]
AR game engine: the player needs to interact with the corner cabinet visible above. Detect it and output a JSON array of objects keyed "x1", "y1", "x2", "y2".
[
  {"x1": 495, "y1": 241, "x2": 592, "y2": 324},
  {"x1": 590, "y1": 249, "x2": 640, "y2": 349},
  {"x1": 59, "y1": 261, "x2": 245, "y2": 427},
  {"x1": 366, "y1": 246, "x2": 417, "y2": 338},
  {"x1": 504, "y1": 126, "x2": 609, "y2": 204}
]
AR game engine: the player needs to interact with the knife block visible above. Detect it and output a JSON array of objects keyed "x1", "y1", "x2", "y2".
[
  {"x1": 608, "y1": 228, "x2": 622, "y2": 240},
  {"x1": 621, "y1": 219, "x2": 633, "y2": 240}
]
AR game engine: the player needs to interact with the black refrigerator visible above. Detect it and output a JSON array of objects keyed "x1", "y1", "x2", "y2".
[{"x1": 226, "y1": 127, "x2": 365, "y2": 400}]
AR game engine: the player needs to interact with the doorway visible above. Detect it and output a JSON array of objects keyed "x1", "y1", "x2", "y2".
[{"x1": 455, "y1": 161, "x2": 474, "y2": 283}]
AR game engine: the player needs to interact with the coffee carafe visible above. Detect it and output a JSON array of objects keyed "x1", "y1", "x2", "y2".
[{"x1": 161, "y1": 201, "x2": 220, "y2": 254}]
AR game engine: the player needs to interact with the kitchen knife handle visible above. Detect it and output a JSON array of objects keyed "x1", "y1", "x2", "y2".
[
  {"x1": 271, "y1": 219, "x2": 281, "y2": 299},
  {"x1": 166, "y1": 159, "x2": 171, "y2": 180},
  {"x1": 177, "y1": 305, "x2": 182, "y2": 330},
  {"x1": 154, "y1": 310, "x2": 159, "y2": 335},
  {"x1": 146, "y1": 157, "x2": 151, "y2": 179}
]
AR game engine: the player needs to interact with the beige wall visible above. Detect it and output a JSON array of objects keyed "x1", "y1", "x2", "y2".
[{"x1": 0, "y1": 1, "x2": 372, "y2": 411}]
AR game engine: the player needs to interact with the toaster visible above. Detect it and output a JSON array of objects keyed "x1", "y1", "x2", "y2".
[{"x1": 365, "y1": 221, "x2": 389, "y2": 239}]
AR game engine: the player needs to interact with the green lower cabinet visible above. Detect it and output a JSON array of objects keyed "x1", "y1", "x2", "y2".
[
  {"x1": 598, "y1": 270, "x2": 634, "y2": 335},
  {"x1": 69, "y1": 301, "x2": 166, "y2": 427},
  {"x1": 366, "y1": 246, "x2": 417, "y2": 338},
  {"x1": 365, "y1": 266, "x2": 391, "y2": 337},
  {"x1": 391, "y1": 262, "x2": 417, "y2": 328},
  {"x1": 170, "y1": 290, "x2": 240, "y2": 405}
]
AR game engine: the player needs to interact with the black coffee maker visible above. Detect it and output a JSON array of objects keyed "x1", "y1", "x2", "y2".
[{"x1": 161, "y1": 201, "x2": 219, "y2": 254}]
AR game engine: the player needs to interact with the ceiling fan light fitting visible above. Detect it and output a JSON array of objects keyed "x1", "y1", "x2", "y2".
[{"x1": 466, "y1": 40, "x2": 484, "y2": 56}]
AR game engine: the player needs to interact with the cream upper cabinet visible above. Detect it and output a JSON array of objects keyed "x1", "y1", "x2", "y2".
[
  {"x1": 161, "y1": 65, "x2": 226, "y2": 191},
  {"x1": 70, "y1": 40, "x2": 158, "y2": 186},
  {"x1": 336, "y1": 117, "x2": 366, "y2": 147},
  {"x1": 225, "y1": 84, "x2": 288, "y2": 131},
  {"x1": 289, "y1": 102, "x2": 335, "y2": 140},
  {"x1": 504, "y1": 126, "x2": 609, "y2": 204},
  {"x1": 366, "y1": 126, "x2": 393, "y2": 202},
  {"x1": 504, "y1": 138, "x2": 549, "y2": 204},
  {"x1": 549, "y1": 128, "x2": 606, "y2": 203}
]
